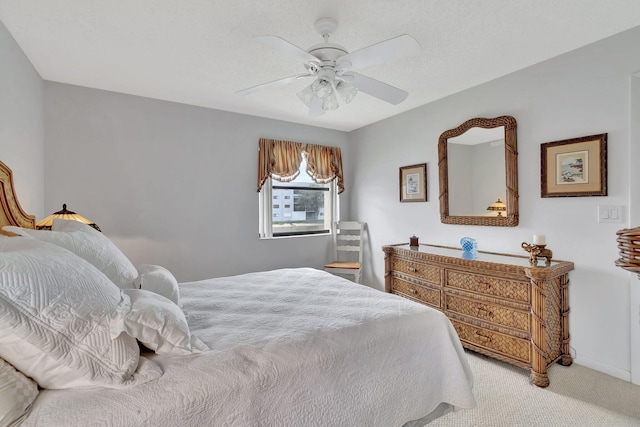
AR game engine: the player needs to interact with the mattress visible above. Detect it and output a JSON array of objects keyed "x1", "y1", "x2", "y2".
[{"x1": 23, "y1": 268, "x2": 475, "y2": 426}]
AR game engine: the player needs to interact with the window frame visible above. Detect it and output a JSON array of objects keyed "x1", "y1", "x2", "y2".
[{"x1": 259, "y1": 177, "x2": 338, "y2": 239}]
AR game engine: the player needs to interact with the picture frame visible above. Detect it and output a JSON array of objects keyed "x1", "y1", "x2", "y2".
[
  {"x1": 400, "y1": 163, "x2": 427, "y2": 202},
  {"x1": 541, "y1": 133, "x2": 607, "y2": 198}
]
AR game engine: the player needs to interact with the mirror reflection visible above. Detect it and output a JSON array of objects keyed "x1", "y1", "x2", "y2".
[{"x1": 448, "y1": 127, "x2": 506, "y2": 216}]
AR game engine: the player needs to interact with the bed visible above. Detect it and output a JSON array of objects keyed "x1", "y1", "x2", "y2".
[{"x1": 0, "y1": 160, "x2": 475, "y2": 426}]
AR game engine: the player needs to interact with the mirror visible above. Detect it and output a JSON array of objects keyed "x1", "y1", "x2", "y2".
[
  {"x1": 438, "y1": 116, "x2": 518, "y2": 226},
  {"x1": 448, "y1": 127, "x2": 506, "y2": 216}
]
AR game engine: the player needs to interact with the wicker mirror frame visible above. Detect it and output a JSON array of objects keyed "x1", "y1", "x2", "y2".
[{"x1": 438, "y1": 116, "x2": 519, "y2": 226}]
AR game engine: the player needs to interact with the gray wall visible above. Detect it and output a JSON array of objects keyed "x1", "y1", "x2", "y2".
[
  {"x1": 0, "y1": 20, "x2": 44, "y2": 218},
  {"x1": 350, "y1": 26, "x2": 640, "y2": 382},
  {"x1": 43, "y1": 83, "x2": 350, "y2": 282}
]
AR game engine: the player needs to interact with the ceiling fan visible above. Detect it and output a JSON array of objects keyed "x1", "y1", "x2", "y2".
[{"x1": 236, "y1": 18, "x2": 421, "y2": 116}]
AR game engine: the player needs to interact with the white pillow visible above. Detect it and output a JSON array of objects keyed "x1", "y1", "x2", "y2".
[
  {"x1": 111, "y1": 289, "x2": 208, "y2": 356},
  {"x1": 0, "y1": 357, "x2": 38, "y2": 427},
  {"x1": 3, "y1": 218, "x2": 137, "y2": 289},
  {"x1": 0, "y1": 236, "x2": 161, "y2": 389},
  {"x1": 133, "y1": 264, "x2": 180, "y2": 305}
]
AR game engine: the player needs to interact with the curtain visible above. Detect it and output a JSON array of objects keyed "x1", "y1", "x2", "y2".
[
  {"x1": 304, "y1": 143, "x2": 345, "y2": 193},
  {"x1": 257, "y1": 138, "x2": 345, "y2": 194}
]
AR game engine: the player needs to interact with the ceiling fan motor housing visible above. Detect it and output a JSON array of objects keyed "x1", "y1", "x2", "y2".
[
  {"x1": 308, "y1": 17, "x2": 348, "y2": 66},
  {"x1": 307, "y1": 44, "x2": 348, "y2": 63}
]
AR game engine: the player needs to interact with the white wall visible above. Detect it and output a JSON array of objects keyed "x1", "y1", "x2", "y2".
[
  {"x1": 0, "y1": 20, "x2": 44, "y2": 218},
  {"x1": 43, "y1": 83, "x2": 350, "y2": 282},
  {"x1": 350, "y1": 26, "x2": 640, "y2": 382}
]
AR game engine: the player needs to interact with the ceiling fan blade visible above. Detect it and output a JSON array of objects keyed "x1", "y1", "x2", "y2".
[
  {"x1": 255, "y1": 36, "x2": 318, "y2": 65},
  {"x1": 308, "y1": 96, "x2": 324, "y2": 117},
  {"x1": 338, "y1": 35, "x2": 421, "y2": 71},
  {"x1": 236, "y1": 74, "x2": 312, "y2": 96},
  {"x1": 351, "y1": 72, "x2": 409, "y2": 105}
]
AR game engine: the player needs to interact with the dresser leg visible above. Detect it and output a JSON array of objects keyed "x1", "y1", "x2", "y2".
[
  {"x1": 559, "y1": 354, "x2": 573, "y2": 366},
  {"x1": 383, "y1": 247, "x2": 393, "y2": 293},
  {"x1": 530, "y1": 370, "x2": 550, "y2": 387},
  {"x1": 530, "y1": 277, "x2": 549, "y2": 388},
  {"x1": 560, "y1": 275, "x2": 572, "y2": 367}
]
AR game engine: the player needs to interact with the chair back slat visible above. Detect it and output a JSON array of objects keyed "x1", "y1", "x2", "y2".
[{"x1": 325, "y1": 220, "x2": 365, "y2": 283}]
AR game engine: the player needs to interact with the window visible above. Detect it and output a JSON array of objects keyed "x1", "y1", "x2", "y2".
[
  {"x1": 258, "y1": 138, "x2": 344, "y2": 239},
  {"x1": 259, "y1": 156, "x2": 337, "y2": 238}
]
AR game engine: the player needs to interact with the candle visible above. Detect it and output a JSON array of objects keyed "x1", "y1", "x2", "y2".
[{"x1": 533, "y1": 234, "x2": 546, "y2": 245}]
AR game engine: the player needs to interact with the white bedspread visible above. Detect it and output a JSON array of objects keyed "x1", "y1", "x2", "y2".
[{"x1": 24, "y1": 268, "x2": 475, "y2": 426}]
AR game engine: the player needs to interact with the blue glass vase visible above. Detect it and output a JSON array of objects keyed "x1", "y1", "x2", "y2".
[{"x1": 460, "y1": 237, "x2": 477, "y2": 259}]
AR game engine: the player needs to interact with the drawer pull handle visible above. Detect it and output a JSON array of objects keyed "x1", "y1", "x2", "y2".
[
  {"x1": 408, "y1": 266, "x2": 417, "y2": 273},
  {"x1": 475, "y1": 332, "x2": 492, "y2": 343},
  {"x1": 478, "y1": 282, "x2": 492, "y2": 291},
  {"x1": 476, "y1": 307, "x2": 494, "y2": 319},
  {"x1": 408, "y1": 288, "x2": 417, "y2": 295}
]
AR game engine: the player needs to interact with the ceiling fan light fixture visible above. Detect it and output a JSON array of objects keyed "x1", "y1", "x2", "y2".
[
  {"x1": 335, "y1": 80, "x2": 358, "y2": 104},
  {"x1": 322, "y1": 91, "x2": 339, "y2": 111},
  {"x1": 296, "y1": 85, "x2": 315, "y2": 107},
  {"x1": 311, "y1": 77, "x2": 333, "y2": 98}
]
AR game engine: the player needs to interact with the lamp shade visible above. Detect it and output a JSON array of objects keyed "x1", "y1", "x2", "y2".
[
  {"x1": 36, "y1": 204, "x2": 101, "y2": 232},
  {"x1": 486, "y1": 198, "x2": 507, "y2": 217}
]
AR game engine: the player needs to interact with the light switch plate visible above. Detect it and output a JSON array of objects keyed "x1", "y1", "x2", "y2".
[{"x1": 598, "y1": 205, "x2": 624, "y2": 223}]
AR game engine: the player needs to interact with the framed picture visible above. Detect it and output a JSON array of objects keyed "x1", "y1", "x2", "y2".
[
  {"x1": 400, "y1": 163, "x2": 427, "y2": 202},
  {"x1": 541, "y1": 133, "x2": 607, "y2": 197}
]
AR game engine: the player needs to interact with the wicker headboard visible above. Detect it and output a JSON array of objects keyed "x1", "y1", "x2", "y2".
[{"x1": 0, "y1": 161, "x2": 36, "y2": 235}]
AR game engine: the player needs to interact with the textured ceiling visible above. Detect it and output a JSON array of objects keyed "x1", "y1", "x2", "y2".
[{"x1": 2, "y1": 0, "x2": 640, "y2": 132}]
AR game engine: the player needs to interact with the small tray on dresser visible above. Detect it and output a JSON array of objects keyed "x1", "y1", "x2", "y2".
[{"x1": 382, "y1": 243, "x2": 574, "y2": 387}]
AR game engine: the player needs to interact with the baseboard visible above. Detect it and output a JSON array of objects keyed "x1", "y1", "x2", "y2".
[{"x1": 573, "y1": 355, "x2": 631, "y2": 382}]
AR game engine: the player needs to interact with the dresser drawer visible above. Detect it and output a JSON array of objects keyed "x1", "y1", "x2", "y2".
[
  {"x1": 392, "y1": 277, "x2": 441, "y2": 308},
  {"x1": 445, "y1": 294, "x2": 529, "y2": 333},
  {"x1": 446, "y1": 270, "x2": 529, "y2": 303},
  {"x1": 391, "y1": 257, "x2": 440, "y2": 283},
  {"x1": 450, "y1": 319, "x2": 530, "y2": 364}
]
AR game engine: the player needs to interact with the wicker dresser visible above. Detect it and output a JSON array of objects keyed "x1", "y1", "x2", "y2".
[{"x1": 382, "y1": 243, "x2": 574, "y2": 387}]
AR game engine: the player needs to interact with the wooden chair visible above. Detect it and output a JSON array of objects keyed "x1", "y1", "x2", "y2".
[{"x1": 324, "y1": 221, "x2": 364, "y2": 283}]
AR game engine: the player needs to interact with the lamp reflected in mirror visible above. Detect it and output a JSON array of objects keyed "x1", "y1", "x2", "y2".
[
  {"x1": 36, "y1": 203, "x2": 101, "y2": 232},
  {"x1": 486, "y1": 198, "x2": 507, "y2": 217}
]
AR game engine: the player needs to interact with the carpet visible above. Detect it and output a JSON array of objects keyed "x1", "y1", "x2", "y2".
[{"x1": 428, "y1": 351, "x2": 640, "y2": 426}]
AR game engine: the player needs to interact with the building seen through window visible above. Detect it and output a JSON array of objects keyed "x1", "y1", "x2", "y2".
[{"x1": 269, "y1": 156, "x2": 333, "y2": 237}]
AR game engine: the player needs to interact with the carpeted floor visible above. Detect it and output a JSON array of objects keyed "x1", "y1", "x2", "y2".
[{"x1": 429, "y1": 351, "x2": 640, "y2": 426}]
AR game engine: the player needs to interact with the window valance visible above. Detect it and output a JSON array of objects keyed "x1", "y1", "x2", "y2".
[{"x1": 257, "y1": 138, "x2": 345, "y2": 194}]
